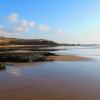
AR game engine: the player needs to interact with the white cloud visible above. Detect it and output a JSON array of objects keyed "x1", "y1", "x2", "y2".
[
  {"x1": 0, "y1": 26, "x2": 28, "y2": 35},
  {"x1": 20, "y1": 19, "x2": 28, "y2": 27},
  {"x1": 29, "y1": 21, "x2": 35, "y2": 28},
  {"x1": 14, "y1": 27, "x2": 29, "y2": 33},
  {"x1": 1, "y1": 12, "x2": 66, "y2": 39},
  {"x1": 20, "y1": 19, "x2": 35, "y2": 28},
  {"x1": 58, "y1": 30, "x2": 64, "y2": 34},
  {"x1": 14, "y1": 19, "x2": 35, "y2": 33},
  {"x1": 8, "y1": 13, "x2": 19, "y2": 23},
  {"x1": 39, "y1": 24, "x2": 50, "y2": 32},
  {"x1": 6, "y1": 13, "x2": 36, "y2": 34}
]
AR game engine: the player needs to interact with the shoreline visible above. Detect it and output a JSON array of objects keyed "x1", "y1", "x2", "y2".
[
  {"x1": 4, "y1": 55, "x2": 90, "y2": 64},
  {"x1": 47, "y1": 55, "x2": 90, "y2": 61},
  {"x1": 0, "y1": 51, "x2": 90, "y2": 64},
  {"x1": 2, "y1": 54, "x2": 90, "y2": 71}
]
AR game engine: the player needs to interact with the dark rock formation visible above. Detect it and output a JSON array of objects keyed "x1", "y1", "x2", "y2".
[
  {"x1": 0, "y1": 63, "x2": 6, "y2": 70},
  {"x1": 0, "y1": 52, "x2": 56, "y2": 62}
]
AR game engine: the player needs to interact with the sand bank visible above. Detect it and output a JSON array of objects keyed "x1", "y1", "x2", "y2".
[{"x1": 47, "y1": 55, "x2": 89, "y2": 61}]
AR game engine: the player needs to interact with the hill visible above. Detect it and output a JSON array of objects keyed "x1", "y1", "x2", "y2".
[{"x1": 0, "y1": 37, "x2": 59, "y2": 46}]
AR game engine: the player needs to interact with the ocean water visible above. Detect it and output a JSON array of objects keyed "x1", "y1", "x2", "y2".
[{"x1": 0, "y1": 46, "x2": 100, "y2": 100}]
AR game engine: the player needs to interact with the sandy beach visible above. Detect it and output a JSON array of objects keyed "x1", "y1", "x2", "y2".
[
  {"x1": 47, "y1": 55, "x2": 89, "y2": 61},
  {"x1": 0, "y1": 46, "x2": 99, "y2": 100}
]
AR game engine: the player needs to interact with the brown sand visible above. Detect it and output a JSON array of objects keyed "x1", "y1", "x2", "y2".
[{"x1": 47, "y1": 55, "x2": 89, "y2": 61}]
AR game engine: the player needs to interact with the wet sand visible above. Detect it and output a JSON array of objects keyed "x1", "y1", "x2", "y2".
[
  {"x1": 47, "y1": 55, "x2": 89, "y2": 61},
  {"x1": 0, "y1": 52, "x2": 96, "y2": 100},
  {"x1": 0, "y1": 61, "x2": 100, "y2": 100}
]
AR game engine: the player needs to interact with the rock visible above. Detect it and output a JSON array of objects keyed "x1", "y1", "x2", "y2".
[
  {"x1": 0, "y1": 63, "x2": 6, "y2": 70},
  {"x1": 0, "y1": 52, "x2": 56, "y2": 62}
]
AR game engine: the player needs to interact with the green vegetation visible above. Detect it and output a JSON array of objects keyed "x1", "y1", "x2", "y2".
[{"x1": 0, "y1": 37, "x2": 59, "y2": 46}]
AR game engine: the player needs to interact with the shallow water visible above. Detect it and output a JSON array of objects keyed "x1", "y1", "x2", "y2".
[{"x1": 0, "y1": 46, "x2": 100, "y2": 100}]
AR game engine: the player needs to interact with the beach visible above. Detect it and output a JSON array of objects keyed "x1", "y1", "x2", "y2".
[
  {"x1": 0, "y1": 46, "x2": 100, "y2": 100},
  {"x1": 1, "y1": 0, "x2": 100, "y2": 99},
  {"x1": 47, "y1": 55, "x2": 89, "y2": 61},
  {"x1": 0, "y1": 49, "x2": 89, "y2": 63}
]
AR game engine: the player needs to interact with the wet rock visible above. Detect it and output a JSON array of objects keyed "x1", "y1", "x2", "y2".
[
  {"x1": 0, "y1": 63, "x2": 6, "y2": 70},
  {"x1": 0, "y1": 52, "x2": 56, "y2": 62}
]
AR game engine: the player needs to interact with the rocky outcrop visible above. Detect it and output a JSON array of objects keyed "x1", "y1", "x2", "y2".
[
  {"x1": 0, "y1": 63, "x2": 6, "y2": 70},
  {"x1": 0, "y1": 52, "x2": 56, "y2": 62}
]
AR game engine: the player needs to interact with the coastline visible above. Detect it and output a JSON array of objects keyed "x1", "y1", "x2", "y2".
[
  {"x1": 5, "y1": 55, "x2": 90, "y2": 64},
  {"x1": 47, "y1": 55, "x2": 90, "y2": 61},
  {"x1": 0, "y1": 51, "x2": 90, "y2": 63},
  {"x1": 4, "y1": 54, "x2": 89, "y2": 69}
]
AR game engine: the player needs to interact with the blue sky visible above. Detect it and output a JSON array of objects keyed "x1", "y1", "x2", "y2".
[{"x1": 0, "y1": 0, "x2": 100, "y2": 44}]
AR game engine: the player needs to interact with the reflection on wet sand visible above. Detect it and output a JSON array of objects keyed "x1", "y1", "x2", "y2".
[
  {"x1": 0, "y1": 61, "x2": 100, "y2": 100},
  {"x1": 6, "y1": 67, "x2": 22, "y2": 77}
]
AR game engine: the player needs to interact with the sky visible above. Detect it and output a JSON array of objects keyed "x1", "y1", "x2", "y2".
[{"x1": 0, "y1": 0, "x2": 100, "y2": 44}]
